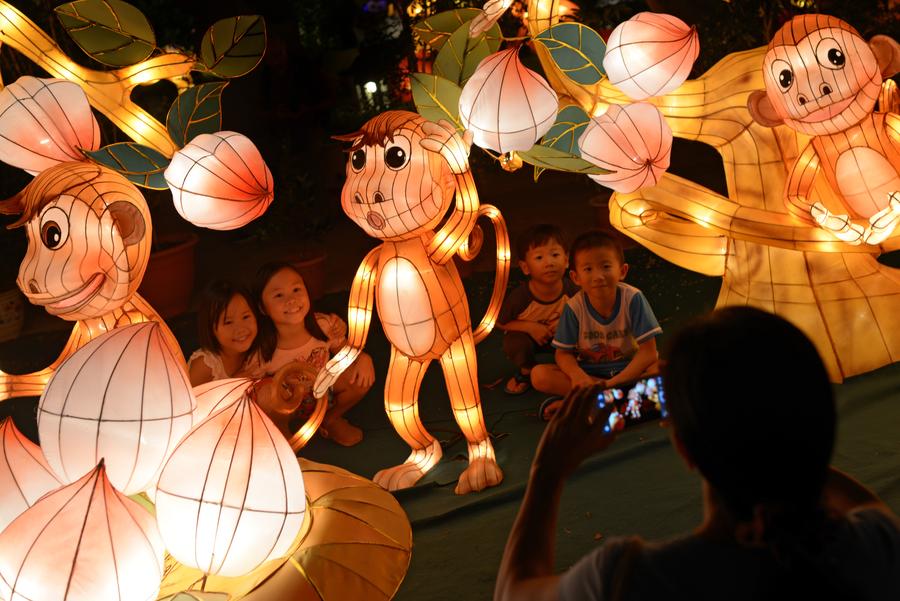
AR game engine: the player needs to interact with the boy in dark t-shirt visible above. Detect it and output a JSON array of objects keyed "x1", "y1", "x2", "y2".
[{"x1": 497, "y1": 224, "x2": 578, "y2": 394}]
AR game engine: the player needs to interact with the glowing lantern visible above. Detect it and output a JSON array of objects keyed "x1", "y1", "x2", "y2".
[
  {"x1": 459, "y1": 48, "x2": 559, "y2": 153},
  {"x1": 579, "y1": 102, "x2": 673, "y2": 193},
  {"x1": 0, "y1": 419, "x2": 62, "y2": 534},
  {"x1": 0, "y1": 462, "x2": 164, "y2": 601},
  {"x1": 37, "y1": 322, "x2": 195, "y2": 495},
  {"x1": 164, "y1": 131, "x2": 274, "y2": 231},
  {"x1": 0, "y1": 76, "x2": 100, "y2": 175},
  {"x1": 191, "y1": 377, "x2": 254, "y2": 423},
  {"x1": 155, "y1": 393, "x2": 306, "y2": 577},
  {"x1": 603, "y1": 12, "x2": 699, "y2": 100}
]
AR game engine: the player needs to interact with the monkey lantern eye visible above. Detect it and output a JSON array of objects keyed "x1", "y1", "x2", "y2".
[
  {"x1": 38, "y1": 206, "x2": 69, "y2": 250},
  {"x1": 778, "y1": 69, "x2": 793, "y2": 89},
  {"x1": 385, "y1": 145, "x2": 408, "y2": 169},
  {"x1": 816, "y1": 38, "x2": 846, "y2": 70},
  {"x1": 351, "y1": 149, "x2": 366, "y2": 172}
]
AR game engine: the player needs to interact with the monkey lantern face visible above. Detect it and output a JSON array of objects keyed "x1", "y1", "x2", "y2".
[
  {"x1": 16, "y1": 167, "x2": 151, "y2": 321},
  {"x1": 762, "y1": 25, "x2": 882, "y2": 136},
  {"x1": 340, "y1": 123, "x2": 456, "y2": 240}
]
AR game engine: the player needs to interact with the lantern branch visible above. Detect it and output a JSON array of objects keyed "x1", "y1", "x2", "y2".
[
  {"x1": 421, "y1": 122, "x2": 480, "y2": 264},
  {"x1": 313, "y1": 247, "x2": 380, "y2": 399},
  {"x1": 0, "y1": 1, "x2": 193, "y2": 157}
]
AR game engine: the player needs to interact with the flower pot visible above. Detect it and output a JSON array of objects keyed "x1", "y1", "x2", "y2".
[
  {"x1": 0, "y1": 287, "x2": 24, "y2": 342},
  {"x1": 292, "y1": 248, "x2": 327, "y2": 302},
  {"x1": 138, "y1": 232, "x2": 199, "y2": 319}
]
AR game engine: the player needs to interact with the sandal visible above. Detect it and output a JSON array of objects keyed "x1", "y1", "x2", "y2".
[
  {"x1": 539, "y1": 396, "x2": 564, "y2": 422},
  {"x1": 504, "y1": 371, "x2": 531, "y2": 395}
]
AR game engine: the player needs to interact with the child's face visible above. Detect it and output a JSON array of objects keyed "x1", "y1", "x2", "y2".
[
  {"x1": 520, "y1": 239, "x2": 568, "y2": 286},
  {"x1": 261, "y1": 268, "x2": 310, "y2": 328},
  {"x1": 570, "y1": 246, "x2": 628, "y2": 298},
  {"x1": 214, "y1": 294, "x2": 257, "y2": 355}
]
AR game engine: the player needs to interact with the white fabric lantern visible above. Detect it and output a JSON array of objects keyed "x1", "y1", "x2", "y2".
[
  {"x1": 0, "y1": 462, "x2": 164, "y2": 601},
  {"x1": 155, "y1": 393, "x2": 306, "y2": 577},
  {"x1": 165, "y1": 131, "x2": 274, "y2": 231},
  {"x1": 579, "y1": 102, "x2": 672, "y2": 193},
  {"x1": 459, "y1": 48, "x2": 559, "y2": 153},
  {"x1": 0, "y1": 76, "x2": 100, "y2": 175},
  {"x1": 603, "y1": 12, "x2": 699, "y2": 100},
  {"x1": 0, "y1": 419, "x2": 62, "y2": 534},
  {"x1": 191, "y1": 377, "x2": 254, "y2": 423},
  {"x1": 37, "y1": 322, "x2": 196, "y2": 495}
]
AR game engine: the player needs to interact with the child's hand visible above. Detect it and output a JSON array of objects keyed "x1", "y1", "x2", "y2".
[
  {"x1": 527, "y1": 322, "x2": 554, "y2": 345},
  {"x1": 349, "y1": 353, "x2": 376, "y2": 389},
  {"x1": 570, "y1": 370, "x2": 597, "y2": 390}
]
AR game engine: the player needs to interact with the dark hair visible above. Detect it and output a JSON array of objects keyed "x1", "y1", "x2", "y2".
[
  {"x1": 254, "y1": 261, "x2": 328, "y2": 362},
  {"x1": 664, "y1": 307, "x2": 846, "y2": 597},
  {"x1": 515, "y1": 224, "x2": 567, "y2": 262},
  {"x1": 568, "y1": 230, "x2": 624, "y2": 270},
  {"x1": 196, "y1": 280, "x2": 259, "y2": 356}
]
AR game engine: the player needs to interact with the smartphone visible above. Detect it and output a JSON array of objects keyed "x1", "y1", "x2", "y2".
[{"x1": 589, "y1": 375, "x2": 667, "y2": 433}]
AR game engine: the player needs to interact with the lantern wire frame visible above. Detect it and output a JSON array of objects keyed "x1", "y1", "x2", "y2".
[{"x1": 525, "y1": 1, "x2": 900, "y2": 381}]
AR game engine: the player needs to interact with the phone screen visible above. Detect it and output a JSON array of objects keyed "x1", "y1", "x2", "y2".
[{"x1": 591, "y1": 375, "x2": 667, "y2": 431}]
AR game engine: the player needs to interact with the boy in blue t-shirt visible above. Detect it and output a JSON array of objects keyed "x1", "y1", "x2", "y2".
[{"x1": 531, "y1": 231, "x2": 661, "y2": 419}]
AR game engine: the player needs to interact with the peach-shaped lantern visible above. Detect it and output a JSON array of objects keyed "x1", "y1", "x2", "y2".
[
  {"x1": 579, "y1": 102, "x2": 672, "y2": 193},
  {"x1": 164, "y1": 131, "x2": 274, "y2": 231},
  {"x1": 37, "y1": 322, "x2": 195, "y2": 495},
  {"x1": 192, "y1": 377, "x2": 254, "y2": 423},
  {"x1": 155, "y1": 392, "x2": 305, "y2": 577},
  {"x1": 0, "y1": 419, "x2": 62, "y2": 534},
  {"x1": 459, "y1": 47, "x2": 559, "y2": 153},
  {"x1": 0, "y1": 76, "x2": 100, "y2": 175},
  {"x1": 0, "y1": 462, "x2": 164, "y2": 601},
  {"x1": 603, "y1": 12, "x2": 699, "y2": 100}
]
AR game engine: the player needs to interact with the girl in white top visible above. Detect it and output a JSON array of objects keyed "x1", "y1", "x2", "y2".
[
  {"x1": 188, "y1": 280, "x2": 261, "y2": 386},
  {"x1": 254, "y1": 262, "x2": 375, "y2": 447}
]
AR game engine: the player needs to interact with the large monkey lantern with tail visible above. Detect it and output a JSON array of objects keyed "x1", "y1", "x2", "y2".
[
  {"x1": 0, "y1": 161, "x2": 181, "y2": 400},
  {"x1": 748, "y1": 15, "x2": 900, "y2": 245},
  {"x1": 314, "y1": 111, "x2": 510, "y2": 495}
]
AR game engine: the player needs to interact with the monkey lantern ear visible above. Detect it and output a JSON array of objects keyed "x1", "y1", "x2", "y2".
[
  {"x1": 108, "y1": 201, "x2": 146, "y2": 246},
  {"x1": 747, "y1": 90, "x2": 784, "y2": 128},
  {"x1": 870, "y1": 35, "x2": 900, "y2": 79}
]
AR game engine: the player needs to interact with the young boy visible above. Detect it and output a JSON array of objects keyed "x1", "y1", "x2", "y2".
[
  {"x1": 531, "y1": 230, "x2": 661, "y2": 418},
  {"x1": 497, "y1": 224, "x2": 578, "y2": 395}
]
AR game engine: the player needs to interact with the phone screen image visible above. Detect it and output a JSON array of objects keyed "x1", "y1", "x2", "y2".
[{"x1": 592, "y1": 375, "x2": 667, "y2": 431}]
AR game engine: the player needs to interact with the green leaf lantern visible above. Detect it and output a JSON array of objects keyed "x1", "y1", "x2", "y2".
[
  {"x1": 82, "y1": 142, "x2": 170, "y2": 189},
  {"x1": 534, "y1": 23, "x2": 607, "y2": 86},
  {"x1": 433, "y1": 21, "x2": 501, "y2": 87},
  {"x1": 55, "y1": 0, "x2": 156, "y2": 67},
  {"x1": 411, "y1": 73, "x2": 463, "y2": 131},
  {"x1": 166, "y1": 82, "x2": 227, "y2": 149},
  {"x1": 199, "y1": 15, "x2": 266, "y2": 79}
]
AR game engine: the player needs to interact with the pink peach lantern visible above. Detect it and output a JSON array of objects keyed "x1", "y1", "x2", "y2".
[
  {"x1": 0, "y1": 76, "x2": 100, "y2": 175},
  {"x1": 578, "y1": 102, "x2": 673, "y2": 193},
  {"x1": 0, "y1": 462, "x2": 164, "y2": 601},
  {"x1": 164, "y1": 131, "x2": 274, "y2": 231},
  {"x1": 154, "y1": 392, "x2": 305, "y2": 577},
  {"x1": 459, "y1": 47, "x2": 559, "y2": 153},
  {"x1": 603, "y1": 12, "x2": 699, "y2": 100},
  {"x1": 191, "y1": 377, "x2": 255, "y2": 423},
  {"x1": 0, "y1": 419, "x2": 62, "y2": 534},
  {"x1": 37, "y1": 322, "x2": 196, "y2": 495}
]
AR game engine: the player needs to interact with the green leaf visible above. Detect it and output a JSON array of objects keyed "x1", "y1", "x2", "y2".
[
  {"x1": 519, "y1": 144, "x2": 612, "y2": 178},
  {"x1": 530, "y1": 105, "x2": 592, "y2": 180},
  {"x1": 433, "y1": 22, "x2": 501, "y2": 87},
  {"x1": 83, "y1": 143, "x2": 170, "y2": 189},
  {"x1": 535, "y1": 23, "x2": 606, "y2": 86},
  {"x1": 199, "y1": 15, "x2": 266, "y2": 78},
  {"x1": 54, "y1": 0, "x2": 155, "y2": 67},
  {"x1": 411, "y1": 73, "x2": 463, "y2": 131},
  {"x1": 413, "y1": 8, "x2": 480, "y2": 50},
  {"x1": 166, "y1": 82, "x2": 227, "y2": 148}
]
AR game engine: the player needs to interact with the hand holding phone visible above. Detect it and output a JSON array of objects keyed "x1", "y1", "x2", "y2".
[{"x1": 588, "y1": 375, "x2": 666, "y2": 433}]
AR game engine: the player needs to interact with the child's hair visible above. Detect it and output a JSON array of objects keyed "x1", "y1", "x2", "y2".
[
  {"x1": 568, "y1": 230, "x2": 624, "y2": 269},
  {"x1": 515, "y1": 223, "x2": 567, "y2": 262},
  {"x1": 254, "y1": 261, "x2": 329, "y2": 362},
  {"x1": 197, "y1": 280, "x2": 259, "y2": 355}
]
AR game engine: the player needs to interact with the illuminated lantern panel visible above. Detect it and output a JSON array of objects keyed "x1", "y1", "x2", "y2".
[
  {"x1": 191, "y1": 377, "x2": 254, "y2": 423},
  {"x1": 459, "y1": 48, "x2": 559, "y2": 153},
  {"x1": 0, "y1": 462, "x2": 164, "y2": 601},
  {"x1": 603, "y1": 12, "x2": 700, "y2": 100},
  {"x1": 155, "y1": 394, "x2": 306, "y2": 577},
  {"x1": 37, "y1": 322, "x2": 195, "y2": 495},
  {"x1": 579, "y1": 102, "x2": 673, "y2": 193},
  {"x1": 0, "y1": 76, "x2": 100, "y2": 175},
  {"x1": 164, "y1": 131, "x2": 274, "y2": 231},
  {"x1": 0, "y1": 419, "x2": 62, "y2": 534}
]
